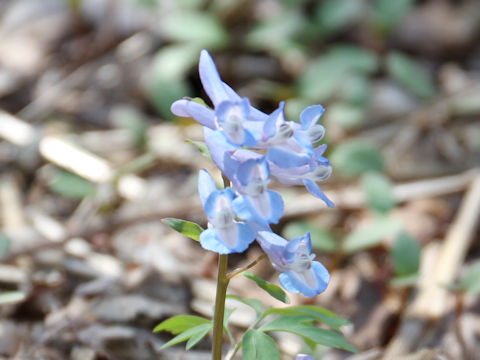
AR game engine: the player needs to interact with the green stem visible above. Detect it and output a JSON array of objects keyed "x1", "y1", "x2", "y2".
[
  {"x1": 212, "y1": 254, "x2": 229, "y2": 360},
  {"x1": 227, "y1": 253, "x2": 266, "y2": 280}
]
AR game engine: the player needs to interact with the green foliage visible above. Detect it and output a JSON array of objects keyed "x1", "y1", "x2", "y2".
[
  {"x1": 242, "y1": 329, "x2": 281, "y2": 360},
  {"x1": 160, "y1": 12, "x2": 229, "y2": 48},
  {"x1": 370, "y1": 0, "x2": 415, "y2": 32},
  {"x1": 299, "y1": 45, "x2": 378, "y2": 103},
  {"x1": 247, "y1": 10, "x2": 305, "y2": 54},
  {"x1": 243, "y1": 271, "x2": 290, "y2": 304},
  {"x1": 162, "y1": 218, "x2": 204, "y2": 242},
  {"x1": 154, "y1": 314, "x2": 212, "y2": 350},
  {"x1": 259, "y1": 315, "x2": 357, "y2": 353},
  {"x1": 387, "y1": 52, "x2": 436, "y2": 99},
  {"x1": 456, "y1": 260, "x2": 480, "y2": 295},
  {"x1": 342, "y1": 216, "x2": 402, "y2": 254},
  {"x1": 113, "y1": 106, "x2": 147, "y2": 148},
  {"x1": 391, "y1": 232, "x2": 421, "y2": 278},
  {"x1": 316, "y1": 0, "x2": 363, "y2": 35},
  {"x1": 362, "y1": 172, "x2": 397, "y2": 213},
  {"x1": 48, "y1": 169, "x2": 96, "y2": 199},
  {"x1": 0, "y1": 291, "x2": 25, "y2": 305},
  {"x1": 186, "y1": 139, "x2": 212, "y2": 159},
  {"x1": 149, "y1": 77, "x2": 192, "y2": 120},
  {"x1": 282, "y1": 221, "x2": 337, "y2": 253},
  {"x1": 226, "y1": 295, "x2": 263, "y2": 318},
  {"x1": 263, "y1": 305, "x2": 351, "y2": 332},
  {"x1": 326, "y1": 103, "x2": 366, "y2": 130},
  {"x1": 0, "y1": 233, "x2": 9, "y2": 260},
  {"x1": 331, "y1": 140, "x2": 384, "y2": 176},
  {"x1": 154, "y1": 314, "x2": 211, "y2": 334},
  {"x1": 160, "y1": 323, "x2": 213, "y2": 349}
]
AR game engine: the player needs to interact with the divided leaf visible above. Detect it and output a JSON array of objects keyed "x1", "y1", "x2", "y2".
[
  {"x1": 242, "y1": 329, "x2": 281, "y2": 360},
  {"x1": 342, "y1": 217, "x2": 402, "y2": 254},
  {"x1": 260, "y1": 315, "x2": 357, "y2": 353},
  {"x1": 154, "y1": 314, "x2": 211, "y2": 335},
  {"x1": 391, "y1": 232, "x2": 421, "y2": 277},
  {"x1": 162, "y1": 218, "x2": 204, "y2": 242},
  {"x1": 263, "y1": 305, "x2": 351, "y2": 331},
  {"x1": 226, "y1": 295, "x2": 263, "y2": 318},
  {"x1": 160, "y1": 323, "x2": 213, "y2": 349},
  {"x1": 243, "y1": 271, "x2": 290, "y2": 304},
  {"x1": 362, "y1": 172, "x2": 396, "y2": 213},
  {"x1": 331, "y1": 140, "x2": 384, "y2": 176}
]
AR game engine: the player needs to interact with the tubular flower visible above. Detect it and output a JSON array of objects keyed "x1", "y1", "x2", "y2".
[
  {"x1": 295, "y1": 355, "x2": 315, "y2": 360},
  {"x1": 257, "y1": 231, "x2": 330, "y2": 297},
  {"x1": 198, "y1": 169, "x2": 255, "y2": 254}
]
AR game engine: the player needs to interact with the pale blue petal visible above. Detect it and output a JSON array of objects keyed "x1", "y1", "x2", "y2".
[
  {"x1": 199, "y1": 224, "x2": 255, "y2": 254},
  {"x1": 200, "y1": 228, "x2": 232, "y2": 254},
  {"x1": 303, "y1": 179, "x2": 334, "y2": 207},
  {"x1": 232, "y1": 223, "x2": 256, "y2": 252},
  {"x1": 312, "y1": 261, "x2": 330, "y2": 293},
  {"x1": 296, "y1": 355, "x2": 315, "y2": 360},
  {"x1": 203, "y1": 188, "x2": 235, "y2": 220},
  {"x1": 204, "y1": 127, "x2": 234, "y2": 172},
  {"x1": 171, "y1": 99, "x2": 216, "y2": 129},
  {"x1": 263, "y1": 102, "x2": 285, "y2": 139},
  {"x1": 300, "y1": 104, "x2": 325, "y2": 130},
  {"x1": 198, "y1": 169, "x2": 217, "y2": 207},
  {"x1": 267, "y1": 148, "x2": 311, "y2": 168},
  {"x1": 267, "y1": 190, "x2": 284, "y2": 223},
  {"x1": 257, "y1": 231, "x2": 288, "y2": 268},
  {"x1": 279, "y1": 271, "x2": 317, "y2": 297},
  {"x1": 199, "y1": 50, "x2": 229, "y2": 106}
]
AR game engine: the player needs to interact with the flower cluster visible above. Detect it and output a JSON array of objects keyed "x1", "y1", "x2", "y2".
[{"x1": 171, "y1": 50, "x2": 332, "y2": 297}]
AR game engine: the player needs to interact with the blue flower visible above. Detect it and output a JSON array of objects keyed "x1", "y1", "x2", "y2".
[
  {"x1": 198, "y1": 169, "x2": 256, "y2": 254},
  {"x1": 257, "y1": 231, "x2": 330, "y2": 297},
  {"x1": 295, "y1": 355, "x2": 315, "y2": 360},
  {"x1": 171, "y1": 50, "x2": 267, "y2": 147},
  {"x1": 226, "y1": 156, "x2": 284, "y2": 228}
]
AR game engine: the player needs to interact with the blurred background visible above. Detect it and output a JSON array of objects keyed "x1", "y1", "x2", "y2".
[{"x1": 0, "y1": 0, "x2": 479, "y2": 359}]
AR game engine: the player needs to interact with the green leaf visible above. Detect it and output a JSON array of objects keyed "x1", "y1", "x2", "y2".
[
  {"x1": 264, "y1": 305, "x2": 351, "y2": 331},
  {"x1": 112, "y1": 106, "x2": 147, "y2": 148},
  {"x1": 223, "y1": 307, "x2": 236, "y2": 334},
  {"x1": 153, "y1": 314, "x2": 211, "y2": 334},
  {"x1": 160, "y1": 12, "x2": 229, "y2": 48},
  {"x1": 48, "y1": 169, "x2": 96, "y2": 199},
  {"x1": 242, "y1": 329, "x2": 281, "y2": 360},
  {"x1": 299, "y1": 46, "x2": 377, "y2": 102},
  {"x1": 260, "y1": 315, "x2": 357, "y2": 353},
  {"x1": 150, "y1": 44, "x2": 200, "y2": 81},
  {"x1": 390, "y1": 273, "x2": 419, "y2": 287},
  {"x1": 186, "y1": 139, "x2": 211, "y2": 159},
  {"x1": 160, "y1": 323, "x2": 213, "y2": 349},
  {"x1": 149, "y1": 78, "x2": 191, "y2": 120},
  {"x1": 387, "y1": 52, "x2": 436, "y2": 99},
  {"x1": 0, "y1": 291, "x2": 26, "y2": 305},
  {"x1": 392, "y1": 232, "x2": 421, "y2": 277},
  {"x1": 226, "y1": 295, "x2": 263, "y2": 318},
  {"x1": 371, "y1": 0, "x2": 415, "y2": 32},
  {"x1": 342, "y1": 217, "x2": 403, "y2": 254},
  {"x1": 282, "y1": 221, "x2": 337, "y2": 253},
  {"x1": 316, "y1": 0, "x2": 362, "y2": 35},
  {"x1": 457, "y1": 260, "x2": 480, "y2": 295},
  {"x1": 362, "y1": 172, "x2": 396, "y2": 213},
  {"x1": 0, "y1": 233, "x2": 9, "y2": 260},
  {"x1": 331, "y1": 140, "x2": 384, "y2": 176},
  {"x1": 325, "y1": 103, "x2": 366, "y2": 130},
  {"x1": 243, "y1": 271, "x2": 290, "y2": 304},
  {"x1": 185, "y1": 324, "x2": 211, "y2": 350},
  {"x1": 162, "y1": 218, "x2": 204, "y2": 242}
]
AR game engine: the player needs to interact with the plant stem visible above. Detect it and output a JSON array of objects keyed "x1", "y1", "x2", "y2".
[
  {"x1": 212, "y1": 254, "x2": 229, "y2": 360},
  {"x1": 227, "y1": 253, "x2": 266, "y2": 280}
]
